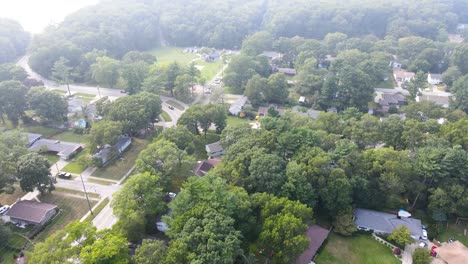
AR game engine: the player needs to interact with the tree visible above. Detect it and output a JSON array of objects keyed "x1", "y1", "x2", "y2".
[
  {"x1": 107, "y1": 92, "x2": 161, "y2": 135},
  {"x1": 388, "y1": 226, "x2": 413, "y2": 247},
  {"x1": 0, "y1": 223, "x2": 11, "y2": 248},
  {"x1": 242, "y1": 31, "x2": 273, "y2": 56},
  {"x1": 52, "y1": 57, "x2": 73, "y2": 96},
  {"x1": 0, "y1": 80, "x2": 28, "y2": 126},
  {"x1": 174, "y1": 73, "x2": 191, "y2": 98},
  {"x1": 133, "y1": 239, "x2": 167, "y2": 264},
  {"x1": 80, "y1": 230, "x2": 130, "y2": 264},
  {"x1": 223, "y1": 55, "x2": 256, "y2": 94},
  {"x1": 121, "y1": 60, "x2": 149, "y2": 94},
  {"x1": 441, "y1": 118, "x2": 468, "y2": 149},
  {"x1": 453, "y1": 43, "x2": 468, "y2": 74},
  {"x1": 16, "y1": 152, "x2": 54, "y2": 194},
  {"x1": 266, "y1": 73, "x2": 289, "y2": 104},
  {"x1": 158, "y1": 126, "x2": 197, "y2": 154},
  {"x1": 0, "y1": 131, "x2": 27, "y2": 193},
  {"x1": 27, "y1": 87, "x2": 68, "y2": 123},
  {"x1": 86, "y1": 121, "x2": 123, "y2": 153},
  {"x1": 248, "y1": 153, "x2": 287, "y2": 195},
  {"x1": 450, "y1": 75, "x2": 468, "y2": 113},
  {"x1": 324, "y1": 32, "x2": 347, "y2": 55},
  {"x1": 0, "y1": 63, "x2": 27, "y2": 82},
  {"x1": 187, "y1": 62, "x2": 200, "y2": 92},
  {"x1": 91, "y1": 56, "x2": 120, "y2": 88},
  {"x1": 333, "y1": 212, "x2": 357, "y2": 236},
  {"x1": 412, "y1": 248, "x2": 431, "y2": 264},
  {"x1": 441, "y1": 66, "x2": 462, "y2": 87},
  {"x1": 404, "y1": 71, "x2": 426, "y2": 100},
  {"x1": 244, "y1": 75, "x2": 267, "y2": 106},
  {"x1": 381, "y1": 115, "x2": 405, "y2": 149},
  {"x1": 320, "y1": 168, "x2": 353, "y2": 216}
]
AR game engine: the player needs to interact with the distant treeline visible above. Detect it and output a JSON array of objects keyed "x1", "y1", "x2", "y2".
[{"x1": 25, "y1": 0, "x2": 468, "y2": 78}]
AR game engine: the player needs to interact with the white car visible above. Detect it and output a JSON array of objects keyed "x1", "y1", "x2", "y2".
[
  {"x1": 422, "y1": 229, "x2": 428, "y2": 240},
  {"x1": 0, "y1": 205, "x2": 10, "y2": 215}
]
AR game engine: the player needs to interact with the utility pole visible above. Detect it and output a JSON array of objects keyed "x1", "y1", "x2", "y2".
[
  {"x1": 79, "y1": 173, "x2": 93, "y2": 215},
  {"x1": 97, "y1": 86, "x2": 101, "y2": 99}
]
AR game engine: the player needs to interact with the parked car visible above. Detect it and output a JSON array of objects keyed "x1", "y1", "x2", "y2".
[
  {"x1": 153, "y1": 118, "x2": 160, "y2": 123},
  {"x1": 0, "y1": 205, "x2": 10, "y2": 215},
  {"x1": 168, "y1": 106, "x2": 175, "y2": 110},
  {"x1": 419, "y1": 242, "x2": 427, "y2": 248},
  {"x1": 58, "y1": 172, "x2": 72, "y2": 179},
  {"x1": 422, "y1": 229, "x2": 428, "y2": 240}
]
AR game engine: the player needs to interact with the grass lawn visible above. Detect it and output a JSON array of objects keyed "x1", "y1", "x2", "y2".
[
  {"x1": 226, "y1": 116, "x2": 250, "y2": 126},
  {"x1": 377, "y1": 74, "x2": 397, "y2": 89},
  {"x1": 315, "y1": 232, "x2": 399, "y2": 264},
  {"x1": 54, "y1": 187, "x2": 100, "y2": 200},
  {"x1": 195, "y1": 60, "x2": 223, "y2": 81},
  {"x1": 42, "y1": 154, "x2": 59, "y2": 164},
  {"x1": 20, "y1": 125, "x2": 62, "y2": 138},
  {"x1": 87, "y1": 178, "x2": 114, "y2": 185},
  {"x1": 50, "y1": 131, "x2": 86, "y2": 143},
  {"x1": 0, "y1": 188, "x2": 27, "y2": 206},
  {"x1": 83, "y1": 197, "x2": 109, "y2": 222},
  {"x1": 223, "y1": 86, "x2": 242, "y2": 95},
  {"x1": 437, "y1": 224, "x2": 468, "y2": 246},
  {"x1": 92, "y1": 138, "x2": 150, "y2": 180},
  {"x1": 0, "y1": 234, "x2": 30, "y2": 264},
  {"x1": 160, "y1": 111, "x2": 172, "y2": 122},
  {"x1": 61, "y1": 160, "x2": 86, "y2": 174},
  {"x1": 34, "y1": 193, "x2": 97, "y2": 242},
  {"x1": 166, "y1": 100, "x2": 185, "y2": 110},
  {"x1": 150, "y1": 46, "x2": 199, "y2": 66}
]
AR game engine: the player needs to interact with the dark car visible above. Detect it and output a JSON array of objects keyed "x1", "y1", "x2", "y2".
[
  {"x1": 168, "y1": 106, "x2": 175, "y2": 110},
  {"x1": 58, "y1": 172, "x2": 72, "y2": 179}
]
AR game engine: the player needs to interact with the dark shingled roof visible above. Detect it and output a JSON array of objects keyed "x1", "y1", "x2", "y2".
[
  {"x1": 206, "y1": 142, "x2": 224, "y2": 153},
  {"x1": 194, "y1": 159, "x2": 221, "y2": 176},
  {"x1": 296, "y1": 225, "x2": 330, "y2": 264},
  {"x1": 6, "y1": 200, "x2": 57, "y2": 224}
]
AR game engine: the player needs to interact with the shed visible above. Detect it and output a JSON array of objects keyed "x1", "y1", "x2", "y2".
[
  {"x1": 205, "y1": 142, "x2": 224, "y2": 157},
  {"x1": 194, "y1": 159, "x2": 221, "y2": 177},
  {"x1": 229, "y1": 96, "x2": 248, "y2": 116}
]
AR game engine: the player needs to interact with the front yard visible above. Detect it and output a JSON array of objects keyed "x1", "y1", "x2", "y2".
[
  {"x1": 33, "y1": 193, "x2": 97, "y2": 242},
  {"x1": 315, "y1": 232, "x2": 399, "y2": 264},
  {"x1": 92, "y1": 138, "x2": 150, "y2": 180}
]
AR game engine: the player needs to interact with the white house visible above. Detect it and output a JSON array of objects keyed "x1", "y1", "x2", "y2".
[
  {"x1": 205, "y1": 142, "x2": 225, "y2": 157},
  {"x1": 427, "y1": 73, "x2": 443, "y2": 85}
]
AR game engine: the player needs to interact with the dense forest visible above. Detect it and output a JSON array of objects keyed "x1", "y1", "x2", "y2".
[
  {"x1": 27, "y1": 0, "x2": 468, "y2": 80},
  {"x1": 0, "y1": 18, "x2": 30, "y2": 63}
]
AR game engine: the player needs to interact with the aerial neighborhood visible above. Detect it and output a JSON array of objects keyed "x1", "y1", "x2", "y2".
[{"x1": 0, "y1": 0, "x2": 468, "y2": 263}]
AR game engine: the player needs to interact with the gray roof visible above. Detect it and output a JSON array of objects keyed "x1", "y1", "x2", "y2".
[
  {"x1": 29, "y1": 138, "x2": 82, "y2": 158},
  {"x1": 379, "y1": 93, "x2": 406, "y2": 106},
  {"x1": 92, "y1": 136, "x2": 131, "y2": 164},
  {"x1": 6, "y1": 200, "x2": 57, "y2": 224},
  {"x1": 429, "y1": 73, "x2": 442, "y2": 80},
  {"x1": 277, "y1": 68, "x2": 297, "y2": 75},
  {"x1": 354, "y1": 208, "x2": 423, "y2": 238},
  {"x1": 419, "y1": 95, "x2": 450, "y2": 107},
  {"x1": 229, "y1": 96, "x2": 248, "y2": 115},
  {"x1": 206, "y1": 141, "x2": 224, "y2": 153},
  {"x1": 261, "y1": 51, "x2": 282, "y2": 60},
  {"x1": 296, "y1": 225, "x2": 330, "y2": 264},
  {"x1": 22, "y1": 133, "x2": 42, "y2": 146}
]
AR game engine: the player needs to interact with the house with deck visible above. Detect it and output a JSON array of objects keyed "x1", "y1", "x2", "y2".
[{"x1": 6, "y1": 200, "x2": 57, "y2": 226}]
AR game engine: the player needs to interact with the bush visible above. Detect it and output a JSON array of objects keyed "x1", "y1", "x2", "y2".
[
  {"x1": 413, "y1": 248, "x2": 430, "y2": 264},
  {"x1": 393, "y1": 248, "x2": 401, "y2": 256}
]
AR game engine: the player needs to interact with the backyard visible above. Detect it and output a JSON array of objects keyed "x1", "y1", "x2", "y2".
[
  {"x1": 437, "y1": 223, "x2": 468, "y2": 246},
  {"x1": 315, "y1": 232, "x2": 399, "y2": 264},
  {"x1": 92, "y1": 138, "x2": 150, "y2": 180},
  {"x1": 50, "y1": 131, "x2": 86, "y2": 143},
  {"x1": 61, "y1": 151, "x2": 88, "y2": 174},
  {"x1": 226, "y1": 116, "x2": 250, "y2": 127},
  {"x1": 0, "y1": 188, "x2": 27, "y2": 206}
]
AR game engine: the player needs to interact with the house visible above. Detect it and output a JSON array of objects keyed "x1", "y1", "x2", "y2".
[
  {"x1": 6, "y1": 200, "x2": 57, "y2": 226},
  {"x1": 435, "y1": 241, "x2": 468, "y2": 264},
  {"x1": 205, "y1": 141, "x2": 224, "y2": 157},
  {"x1": 416, "y1": 94, "x2": 450, "y2": 108},
  {"x1": 194, "y1": 158, "x2": 221, "y2": 177},
  {"x1": 277, "y1": 68, "x2": 297, "y2": 76},
  {"x1": 296, "y1": 225, "x2": 330, "y2": 264},
  {"x1": 377, "y1": 93, "x2": 407, "y2": 113},
  {"x1": 428, "y1": 73, "x2": 443, "y2": 85},
  {"x1": 354, "y1": 208, "x2": 423, "y2": 239},
  {"x1": 260, "y1": 51, "x2": 282, "y2": 62},
  {"x1": 393, "y1": 69, "x2": 415, "y2": 82},
  {"x1": 92, "y1": 136, "x2": 132, "y2": 167},
  {"x1": 448, "y1": 34, "x2": 464, "y2": 43},
  {"x1": 202, "y1": 52, "x2": 220, "y2": 62},
  {"x1": 257, "y1": 105, "x2": 285, "y2": 118},
  {"x1": 228, "y1": 96, "x2": 248, "y2": 115},
  {"x1": 28, "y1": 139, "x2": 83, "y2": 160}
]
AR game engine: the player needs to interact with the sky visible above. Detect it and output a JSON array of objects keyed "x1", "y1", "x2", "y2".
[{"x1": 0, "y1": 0, "x2": 99, "y2": 33}]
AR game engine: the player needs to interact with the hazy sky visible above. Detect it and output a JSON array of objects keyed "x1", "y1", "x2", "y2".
[{"x1": 0, "y1": 0, "x2": 99, "y2": 33}]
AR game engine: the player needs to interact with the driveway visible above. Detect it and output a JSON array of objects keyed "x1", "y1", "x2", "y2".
[{"x1": 403, "y1": 242, "x2": 418, "y2": 264}]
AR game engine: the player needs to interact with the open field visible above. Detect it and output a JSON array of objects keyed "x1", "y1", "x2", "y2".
[
  {"x1": 92, "y1": 138, "x2": 150, "y2": 180},
  {"x1": 150, "y1": 47, "x2": 199, "y2": 66},
  {"x1": 50, "y1": 131, "x2": 86, "y2": 143},
  {"x1": 166, "y1": 100, "x2": 185, "y2": 110},
  {"x1": 0, "y1": 188, "x2": 27, "y2": 206},
  {"x1": 33, "y1": 193, "x2": 97, "y2": 242},
  {"x1": 160, "y1": 111, "x2": 172, "y2": 122},
  {"x1": 196, "y1": 60, "x2": 223, "y2": 81},
  {"x1": 315, "y1": 232, "x2": 399, "y2": 264}
]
